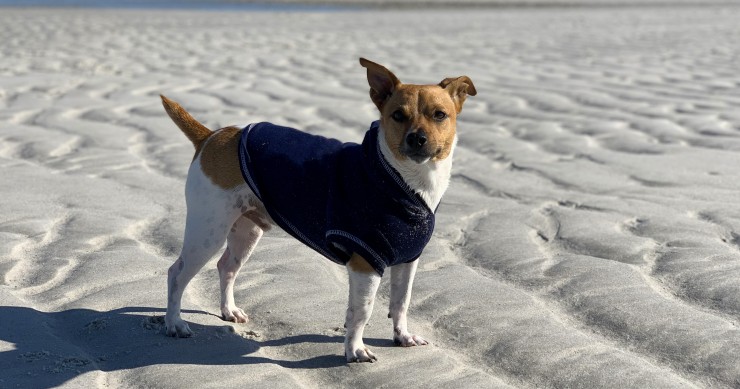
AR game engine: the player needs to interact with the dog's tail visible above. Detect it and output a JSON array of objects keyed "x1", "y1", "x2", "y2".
[{"x1": 160, "y1": 95, "x2": 212, "y2": 149}]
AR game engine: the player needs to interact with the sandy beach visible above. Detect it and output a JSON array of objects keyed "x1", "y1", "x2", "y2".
[{"x1": 2, "y1": 3, "x2": 740, "y2": 388}]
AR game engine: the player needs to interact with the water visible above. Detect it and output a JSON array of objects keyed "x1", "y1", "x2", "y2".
[{"x1": 0, "y1": 0, "x2": 349, "y2": 11}]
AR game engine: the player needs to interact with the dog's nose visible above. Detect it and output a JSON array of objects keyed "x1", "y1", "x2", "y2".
[{"x1": 405, "y1": 131, "x2": 427, "y2": 150}]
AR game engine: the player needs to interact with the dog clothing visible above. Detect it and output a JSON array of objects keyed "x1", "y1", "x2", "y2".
[{"x1": 238, "y1": 121, "x2": 435, "y2": 276}]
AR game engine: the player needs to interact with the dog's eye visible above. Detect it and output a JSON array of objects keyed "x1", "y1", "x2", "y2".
[
  {"x1": 391, "y1": 110, "x2": 406, "y2": 122},
  {"x1": 433, "y1": 111, "x2": 447, "y2": 121}
]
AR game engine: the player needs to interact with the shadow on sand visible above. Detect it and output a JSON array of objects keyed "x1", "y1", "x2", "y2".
[{"x1": 0, "y1": 306, "x2": 392, "y2": 388}]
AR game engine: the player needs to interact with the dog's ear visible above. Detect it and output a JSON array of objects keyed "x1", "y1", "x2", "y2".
[
  {"x1": 439, "y1": 76, "x2": 477, "y2": 113},
  {"x1": 360, "y1": 58, "x2": 401, "y2": 111}
]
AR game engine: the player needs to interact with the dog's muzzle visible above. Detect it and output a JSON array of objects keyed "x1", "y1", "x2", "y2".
[{"x1": 403, "y1": 131, "x2": 434, "y2": 163}]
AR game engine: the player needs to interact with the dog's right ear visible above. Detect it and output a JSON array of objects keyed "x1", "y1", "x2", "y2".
[{"x1": 360, "y1": 58, "x2": 401, "y2": 111}]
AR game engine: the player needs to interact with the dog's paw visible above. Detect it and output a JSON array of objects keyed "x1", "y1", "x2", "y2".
[
  {"x1": 221, "y1": 307, "x2": 249, "y2": 323},
  {"x1": 393, "y1": 332, "x2": 428, "y2": 347},
  {"x1": 346, "y1": 346, "x2": 377, "y2": 363},
  {"x1": 165, "y1": 318, "x2": 193, "y2": 338}
]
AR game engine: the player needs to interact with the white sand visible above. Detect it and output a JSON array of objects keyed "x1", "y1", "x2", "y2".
[{"x1": 2, "y1": 5, "x2": 740, "y2": 388}]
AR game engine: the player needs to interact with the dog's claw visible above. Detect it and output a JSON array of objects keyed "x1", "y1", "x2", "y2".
[
  {"x1": 346, "y1": 346, "x2": 377, "y2": 363},
  {"x1": 393, "y1": 333, "x2": 428, "y2": 347},
  {"x1": 221, "y1": 307, "x2": 249, "y2": 323},
  {"x1": 165, "y1": 319, "x2": 193, "y2": 338}
]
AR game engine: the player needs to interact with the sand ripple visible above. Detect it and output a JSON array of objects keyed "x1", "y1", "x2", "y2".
[{"x1": 2, "y1": 6, "x2": 740, "y2": 388}]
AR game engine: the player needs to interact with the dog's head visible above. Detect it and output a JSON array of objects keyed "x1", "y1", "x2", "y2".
[{"x1": 360, "y1": 58, "x2": 476, "y2": 164}]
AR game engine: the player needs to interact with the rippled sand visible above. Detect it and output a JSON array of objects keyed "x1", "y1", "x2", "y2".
[{"x1": 2, "y1": 6, "x2": 740, "y2": 388}]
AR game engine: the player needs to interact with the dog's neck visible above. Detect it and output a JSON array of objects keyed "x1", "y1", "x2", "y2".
[{"x1": 378, "y1": 125, "x2": 454, "y2": 211}]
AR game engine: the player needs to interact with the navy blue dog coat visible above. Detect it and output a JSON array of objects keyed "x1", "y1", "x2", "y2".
[{"x1": 238, "y1": 121, "x2": 435, "y2": 276}]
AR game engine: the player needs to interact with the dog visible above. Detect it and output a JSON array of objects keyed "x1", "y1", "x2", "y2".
[{"x1": 160, "y1": 58, "x2": 476, "y2": 363}]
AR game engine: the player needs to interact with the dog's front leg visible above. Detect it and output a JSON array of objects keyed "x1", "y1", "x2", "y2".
[
  {"x1": 389, "y1": 260, "x2": 428, "y2": 347},
  {"x1": 344, "y1": 254, "x2": 381, "y2": 363}
]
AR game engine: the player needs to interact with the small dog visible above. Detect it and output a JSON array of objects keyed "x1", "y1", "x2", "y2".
[{"x1": 161, "y1": 58, "x2": 476, "y2": 362}]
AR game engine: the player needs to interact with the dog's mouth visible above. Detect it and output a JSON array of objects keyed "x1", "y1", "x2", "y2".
[
  {"x1": 401, "y1": 146, "x2": 440, "y2": 164},
  {"x1": 407, "y1": 152, "x2": 431, "y2": 164}
]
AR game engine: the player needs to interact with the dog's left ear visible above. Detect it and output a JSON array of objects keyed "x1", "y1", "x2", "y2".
[
  {"x1": 439, "y1": 76, "x2": 477, "y2": 113},
  {"x1": 360, "y1": 57, "x2": 401, "y2": 111}
]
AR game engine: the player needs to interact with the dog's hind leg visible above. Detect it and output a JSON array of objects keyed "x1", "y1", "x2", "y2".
[
  {"x1": 166, "y1": 216, "x2": 232, "y2": 337},
  {"x1": 165, "y1": 165, "x2": 242, "y2": 338},
  {"x1": 217, "y1": 216, "x2": 263, "y2": 323},
  {"x1": 166, "y1": 206, "x2": 236, "y2": 337}
]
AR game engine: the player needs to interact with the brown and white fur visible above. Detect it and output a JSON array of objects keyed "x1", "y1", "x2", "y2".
[{"x1": 161, "y1": 58, "x2": 476, "y2": 363}]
